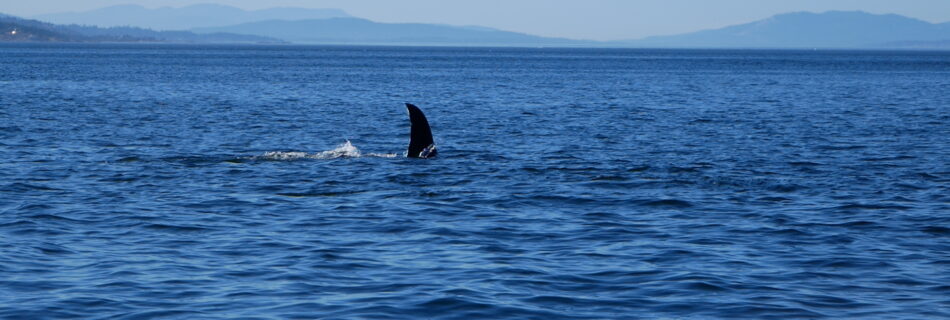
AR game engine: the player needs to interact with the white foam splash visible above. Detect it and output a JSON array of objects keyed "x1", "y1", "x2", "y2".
[
  {"x1": 366, "y1": 152, "x2": 399, "y2": 158},
  {"x1": 259, "y1": 151, "x2": 311, "y2": 160},
  {"x1": 313, "y1": 140, "x2": 362, "y2": 158},
  {"x1": 259, "y1": 141, "x2": 397, "y2": 160}
]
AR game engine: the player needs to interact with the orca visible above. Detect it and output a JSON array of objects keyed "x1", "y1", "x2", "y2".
[{"x1": 405, "y1": 103, "x2": 437, "y2": 158}]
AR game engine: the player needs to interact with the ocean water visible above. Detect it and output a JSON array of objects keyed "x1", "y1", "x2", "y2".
[{"x1": 1, "y1": 43, "x2": 948, "y2": 319}]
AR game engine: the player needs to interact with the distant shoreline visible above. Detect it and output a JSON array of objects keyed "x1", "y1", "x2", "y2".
[{"x1": 2, "y1": 41, "x2": 949, "y2": 52}]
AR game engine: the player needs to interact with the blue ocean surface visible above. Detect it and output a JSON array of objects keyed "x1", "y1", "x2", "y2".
[{"x1": 1, "y1": 44, "x2": 948, "y2": 319}]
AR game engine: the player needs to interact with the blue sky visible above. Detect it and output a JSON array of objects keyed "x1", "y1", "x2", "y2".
[{"x1": 7, "y1": 0, "x2": 950, "y2": 40}]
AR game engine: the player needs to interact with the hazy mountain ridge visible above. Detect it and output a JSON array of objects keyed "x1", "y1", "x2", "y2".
[
  {"x1": 8, "y1": 6, "x2": 950, "y2": 48},
  {"x1": 0, "y1": 14, "x2": 281, "y2": 43},
  {"x1": 34, "y1": 4, "x2": 350, "y2": 31},
  {"x1": 29, "y1": 3, "x2": 592, "y2": 46},
  {"x1": 192, "y1": 18, "x2": 589, "y2": 46},
  {"x1": 623, "y1": 11, "x2": 950, "y2": 48}
]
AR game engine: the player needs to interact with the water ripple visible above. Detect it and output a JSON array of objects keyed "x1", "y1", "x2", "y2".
[{"x1": 1, "y1": 44, "x2": 948, "y2": 319}]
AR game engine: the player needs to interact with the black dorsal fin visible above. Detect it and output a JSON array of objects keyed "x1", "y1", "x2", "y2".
[{"x1": 406, "y1": 103, "x2": 437, "y2": 158}]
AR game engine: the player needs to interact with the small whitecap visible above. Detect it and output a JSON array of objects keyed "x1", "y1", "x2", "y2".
[{"x1": 310, "y1": 140, "x2": 362, "y2": 159}]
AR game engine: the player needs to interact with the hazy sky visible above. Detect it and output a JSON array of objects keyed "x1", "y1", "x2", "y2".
[{"x1": 6, "y1": 0, "x2": 950, "y2": 40}]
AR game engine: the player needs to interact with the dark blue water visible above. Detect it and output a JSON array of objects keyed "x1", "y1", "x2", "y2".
[{"x1": 1, "y1": 44, "x2": 949, "y2": 319}]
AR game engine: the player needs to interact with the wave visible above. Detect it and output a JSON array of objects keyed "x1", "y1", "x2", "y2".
[{"x1": 257, "y1": 141, "x2": 398, "y2": 160}]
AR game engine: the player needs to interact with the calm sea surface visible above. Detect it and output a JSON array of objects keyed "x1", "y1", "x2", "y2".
[{"x1": 1, "y1": 44, "x2": 948, "y2": 319}]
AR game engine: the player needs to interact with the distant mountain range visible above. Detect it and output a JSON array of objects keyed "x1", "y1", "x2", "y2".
[
  {"x1": 192, "y1": 18, "x2": 586, "y2": 46},
  {"x1": 33, "y1": 4, "x2": 350, "y2": 31},
  {"x1": 0, "y1": 15, "x2": 280, "y2": 43},
  {"x1": 624, "y1": 11, "x2": 950, "y2": 48},
  {"x1": 3, "y1": 5, "x2": 949, "y2": 49}
]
